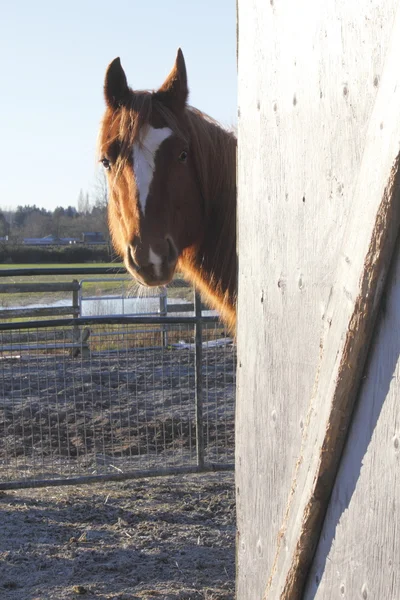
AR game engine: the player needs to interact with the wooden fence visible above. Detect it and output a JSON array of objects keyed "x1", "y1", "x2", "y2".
[
  {"x1": 0, "y1": 281, "x2": 80, "y2": 320},
  {"x1": 0, "y1": 280, "x2": 85, "y2": 356},
  {"x1": 0, "y1": 270, "x2": 209, "y2": 357}
]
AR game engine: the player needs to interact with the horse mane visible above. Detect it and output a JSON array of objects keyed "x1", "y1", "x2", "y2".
[
  {"x1": 180, "y1": 108, "x2": 237, "y2": 331},
  {"x1": 99, "y1": 92, "x2": 237, "y2": 331}
]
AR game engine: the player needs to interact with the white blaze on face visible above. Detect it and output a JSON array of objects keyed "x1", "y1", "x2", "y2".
[
  {"x1": 149, "y1": 247, "x2": 162, "y2": 277},
  {"x1": 133, "y1": 126, "x2": 172, "y2": 213}
]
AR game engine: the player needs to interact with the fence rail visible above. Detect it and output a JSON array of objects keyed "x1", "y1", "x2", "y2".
[
  {"x1": 0, "y1": 267, "x2": 127, "y2": 277},
  {"x1": 0, "y1": 268, "x2": 235, "y2": 489}
]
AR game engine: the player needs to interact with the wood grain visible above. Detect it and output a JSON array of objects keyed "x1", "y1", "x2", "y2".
[
  {"x1": 236, "y1": 1, "x2": 400, "y2": 598},
  {"x1": 303, "y1": 236, "x2": 400, "y2": 599}
]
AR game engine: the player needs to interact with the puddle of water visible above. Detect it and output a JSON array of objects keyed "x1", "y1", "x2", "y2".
[{"x1": 81, "y1": 296, "x2": 162, "y2": 316}]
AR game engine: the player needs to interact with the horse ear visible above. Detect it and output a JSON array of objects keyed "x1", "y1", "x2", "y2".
[
  {"x1": 155, "y1": 48, "x2": 188, "y2": 112},
  {"x1": 104, "y1": 57, "x2": 129, "y2": 109}
]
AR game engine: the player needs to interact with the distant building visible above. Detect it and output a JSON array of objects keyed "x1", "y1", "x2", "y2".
[
  {"x1": 82, "y1": 232, "x2": 106, "y2": 244},
  {"x1": 22, "y1": 235, "x2": 79, "y2": 246},
  {"x1": 22, "y1": 233, "x2": 106, "y2": 246}
]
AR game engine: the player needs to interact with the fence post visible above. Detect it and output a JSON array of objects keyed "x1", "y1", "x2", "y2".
[
  {"x1": 71, "y1": 280, "x2": 81, "y2": 358},
  {"x1": 159, "y1": 286, "x2": 168, "y2": 347},
  {"x1": 72, "y1": 280, "x2": 80, "y2": 319},
  {"x1": 194, "y1": 290, "x2": 204, "y2": 468}
]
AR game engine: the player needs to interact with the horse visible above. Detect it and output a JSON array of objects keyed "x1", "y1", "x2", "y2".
[{"x1": 98, "y1": 49, "x2": 237, "y2": 330}]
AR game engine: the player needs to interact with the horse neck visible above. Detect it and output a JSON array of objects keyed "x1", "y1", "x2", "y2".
[{"x1": 181, "y1": 114, "x2": 237, "y2": 328}]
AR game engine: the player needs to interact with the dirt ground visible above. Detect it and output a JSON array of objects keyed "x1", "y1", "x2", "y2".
[
  {"x1": 0, "y1": 471, "x2": 235, "y2": 600},
  {"x1": 0, "y1": 323, "x2": 236, "y2": 599}
]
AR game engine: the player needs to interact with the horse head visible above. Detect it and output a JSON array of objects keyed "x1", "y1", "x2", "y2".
[{"x1": 99, "y1": 49, "x2": 204, "y2": 287}]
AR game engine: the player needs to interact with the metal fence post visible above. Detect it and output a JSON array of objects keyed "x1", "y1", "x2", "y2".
[
  {"x1": 77, "y1": 279, "x2": 83, "y2": 318},
  {"x1": 72, "y1": 280, "x2": 81, "y2": 358},
  {"x1": 159, "y1": 287, "x2": 168, "y2": 347},
  {"x1": 194, "y1": 290, "x2": 204, "y2": 468},
  {"x1": 72, "y1": 280, "x2": 80, "y2": 319}
]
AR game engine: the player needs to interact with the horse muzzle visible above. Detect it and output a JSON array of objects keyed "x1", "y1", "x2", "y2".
[{"x1": 125, "y1": 235, "x2": 178, "y2": 286}]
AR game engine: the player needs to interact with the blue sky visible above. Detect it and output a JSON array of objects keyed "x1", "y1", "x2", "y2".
[{"x1": 0, "y1": 0, "x2": 236, "y2": 211}]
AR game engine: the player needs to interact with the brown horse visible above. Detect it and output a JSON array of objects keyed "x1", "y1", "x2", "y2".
[{"x1": 98, "y1": 49, "x2": 237, "y2": 330}]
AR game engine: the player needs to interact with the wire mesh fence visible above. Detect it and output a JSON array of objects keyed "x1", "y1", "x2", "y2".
[{"x1": 0, "y1": 316, "x2": 235, "y2": 489}]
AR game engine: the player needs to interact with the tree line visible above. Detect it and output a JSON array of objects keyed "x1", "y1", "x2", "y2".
[{"x1": 0, "y1": 175, "x2": 109, "y2": 243}]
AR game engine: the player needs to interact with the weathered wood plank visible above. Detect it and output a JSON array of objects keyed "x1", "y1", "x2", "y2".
[
  {"x1": 0, "y1": 282, "x2": 80, "y2": 293},
  {"x1": 236, "y1": 1, "x2": 399, "y2": 599},
  {"x1": 0, "y1": 463, "x2": 234, "y2": 491},
  {"x1": 0, "y1": 326, "x2": 91, "y2": 357},
  {"x1": 0, "y1": 267, "x2": 125, "y2": 277},
  {"x1": 0, "y1": 328, "x2": 82, "y2": 342},
  {"x1": 266, "y1": 150, "x2": 400, "y2": 597},
  {"x1": 0, "y1": 342, "x2": 85, "y2": 352},
  {"x1": 264, "y1": 6, "x2": 400, "y2": 596},
  {"x1": 0, "y1": 306, "x2": 78, "y2": 319},
  {"x1": 303, "y1": 237, "x2": 400, "y2": 599}
]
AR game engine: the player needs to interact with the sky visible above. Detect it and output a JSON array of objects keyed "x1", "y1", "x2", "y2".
[{"x1": 0, "y1": 0, "x2": 237, "y2": 212}]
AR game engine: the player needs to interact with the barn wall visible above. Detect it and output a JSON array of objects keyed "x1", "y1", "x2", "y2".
[
  {"x1": 303, "y1": 246, "x2": 400, "y2": 599},
  {"x1": 236, "y1": 1, "x2": 399, "y2": 598}
]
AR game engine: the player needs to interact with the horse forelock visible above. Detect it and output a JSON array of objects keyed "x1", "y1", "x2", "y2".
[
  {"x1": 99, "y1": 88, "x2": 235, "y2": 174},
  {"x1": 99, "y1": 91, "x2": 190, "y2": 166}
]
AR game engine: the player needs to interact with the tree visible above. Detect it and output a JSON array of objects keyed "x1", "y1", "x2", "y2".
[
  {"x1": 0, "y1": 210, "x2": 9, "y2": 237},
  {"x1": 14, "y1": 205, "x2": 29, "y2": 228},
  {"x1": 14, "y1": 205, "x2": 50, "y2": 233},
  {"x1": 93, "y1": 168, "x2": 108, "y2": 210},
  {"x1": 27, "y1": 211, "x2": 51, "y2": 238},
  {"x1": 90, "y1": 169, "x2": 109, "y2": 241},
  {"x1": 52, "y1": 207, "x2": 66, "y2": 238},
  {"x1": 77, "y1": 189, "x2": 90, "y2": 215},
  {"x1": 65, "y1": 206, "x2": 77, "y2": 218}
]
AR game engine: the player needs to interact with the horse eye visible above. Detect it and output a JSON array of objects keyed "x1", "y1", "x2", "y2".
[
  {"x1": 178, "y1": 150, "x2": 188, "y2": 163},
  {"x1": 101, "y1": 158, "x2": 111, "y2": 170}
]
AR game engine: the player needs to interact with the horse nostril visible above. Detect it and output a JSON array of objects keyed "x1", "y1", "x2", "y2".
[
  {"x1": 127, "y1": 244, "x2": 141, "y2": 272},
  {"x1": 166, "y1": 236, "x2": 178, "y2": 265}
]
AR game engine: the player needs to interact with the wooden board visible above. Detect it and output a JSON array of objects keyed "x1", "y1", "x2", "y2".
[
  {"x1": 0, "y1": 342, "x2": 84, "y2": 352},
  {"x1": 0, "y1": 306, "x2": 78, "y2": 319},
  {"x1": 0, "y1": 282, "x2": 80, "y2": 294},
  {"x1": 303, "y1": 242, "x2": 400, "y2": 599},
  {"x1": 236, "y1": 1, "x2": 400, "y2": 598}
]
